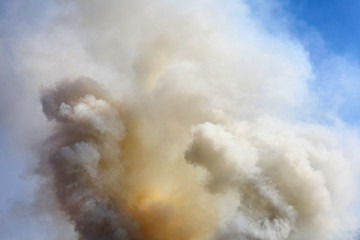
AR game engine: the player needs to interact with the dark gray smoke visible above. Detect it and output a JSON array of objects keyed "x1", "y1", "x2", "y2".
[{"x1": 40, "y1": 78, "x2": 141, "y2": 240}]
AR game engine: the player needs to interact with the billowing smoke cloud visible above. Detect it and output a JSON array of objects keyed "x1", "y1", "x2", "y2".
[
  {"x1": 1, "y1": 0, "x2": 359, "y2": 240},
  {"x1": 40, "y1": 78, "x2": 139, "y2": 240},
  {"x1": 39, "y1": 77, "x2": 221, "y2": 240},
  {"x1": 186, "y1": 120, "x2": 354, "y2": 239},
  {"x1": 38, "y1": 76, "x2": 357, "y2": 240}
]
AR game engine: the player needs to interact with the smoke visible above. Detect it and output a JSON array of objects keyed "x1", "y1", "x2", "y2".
[
  {"x1": 38, "y1": 75, "x2": 357, "y2": 240},
  {"x1": 39, "y1": 77, "x2": 220, "y2": 240},
  {"x1": 186, "y1": 119, "x2": 354, "y2": 239},
  {"x1": 1, "y1": 0, "x2": 359, "y2": 240},
  {"x1": 38, "y1": 73, "x2": 357, "y2": 239}
]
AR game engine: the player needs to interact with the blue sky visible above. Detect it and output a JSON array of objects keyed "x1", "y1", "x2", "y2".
[
  {"x1": 1, "y1": 0, "x2": 360, "y2": 239},
  {"x1": 246, "y1": 0, "x2": 360, "y2": 126},
  {"x1": 288, "y1": 0, "x2": 360, "y2": 59},
  {"x1": 289, "y1": 0, "x2": 360, "y2": 127}
]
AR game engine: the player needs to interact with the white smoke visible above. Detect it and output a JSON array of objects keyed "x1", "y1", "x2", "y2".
[
  {"x1": 186, "y1": 118, "x2": 355, "y2": 239},
  {"x1": 0, "y1": 0, "x2": 359, "y2": 240}
]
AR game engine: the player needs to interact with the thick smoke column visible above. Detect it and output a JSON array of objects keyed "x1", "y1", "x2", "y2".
[
  {"x1": 40, "y1": 78, "x2": 220, "y2": 240},
  {"x1": 40, "y1": 78, "x2": 140, "y2": 240},
  {"x1": 40, "y1": 76, "x2": 355, "y2": 240}
]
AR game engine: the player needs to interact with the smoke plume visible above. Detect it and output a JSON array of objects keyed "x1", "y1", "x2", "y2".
[
  {"x1": 1, "y1": 0, "x2": 359, "y2": 240},
  {"x1": 38, "y1": 73, "x2": 356, "y2": 240}
]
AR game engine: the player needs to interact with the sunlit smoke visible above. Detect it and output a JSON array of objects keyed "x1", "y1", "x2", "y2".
[
  {"x1": 39, "y1": 75, "x2": 355, "y2": 240},
  {"x1": 3, "y1": 0, "x2": 358, "y2": 239}
]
